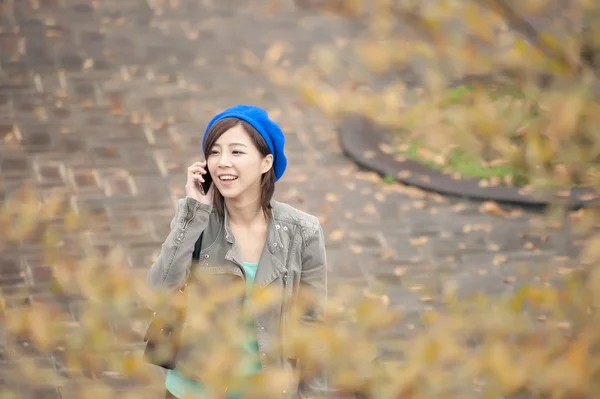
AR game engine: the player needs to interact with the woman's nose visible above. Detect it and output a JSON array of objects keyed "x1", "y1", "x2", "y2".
[{"x1": 217, "y1": 154, "x2": 231, "y2": 167}]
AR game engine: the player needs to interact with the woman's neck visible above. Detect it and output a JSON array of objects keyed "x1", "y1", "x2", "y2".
[{"x1": 225, "y1": 196, "x2": 266, "y2": 227}]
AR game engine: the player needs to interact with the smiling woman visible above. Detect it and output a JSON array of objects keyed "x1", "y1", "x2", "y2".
[
  {"x1": 146, "y1": 104, "x2": 328, "y2": 399},
  {"x1": 203, "y1": 117, "x2": 276, "y2": 222}
]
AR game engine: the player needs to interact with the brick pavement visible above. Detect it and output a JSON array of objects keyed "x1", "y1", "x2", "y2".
[{"x1": 0, "y1": 0, "x2": 589, "y2": 398}]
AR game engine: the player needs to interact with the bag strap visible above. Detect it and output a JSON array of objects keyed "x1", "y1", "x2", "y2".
[
  {"x1": 179, "y1": 232, "x2": 204, "y2": 293},
  {"x1": 192, "y1": 232, "x2": 204, "y2": 261}
]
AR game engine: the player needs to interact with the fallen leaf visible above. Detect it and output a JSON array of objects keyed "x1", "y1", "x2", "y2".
[
  {"x1": 379, "y1": 143, "x2": 393, "y2": 154},
  {"x1": 361, "y1": 203, "x2": 377, "y2": 215},
  {"x1": 380, "y1": 248, "x2": 395, "y2": 260},
  {"x1": 493, "y1": 255, "x2": 507, "y2": 265},
  {"x1": 339, "y1": 167, "x2": 354, "y2": 177},
  {"x1": 409, "y1": 236, "x2": 428, "y2": 246},
  {"x1": 393, "y1": 267, "x2": 406, "y2": 276},
  {"x1": 329, "y1": 229, "x2": 345, "y2": 241},
  {"x1": 408, "y1": 284, "x2": 423, "y2": 292},
  {"x1": 325, "y1": 193, "x2": 338, "y2": 202},
  {"x1": 558, "y1": 267, "x2": 573, "y2": 275},
  {"x1": 506, "y1": 208, "x2": 525, "y2": 218},
  {"x1": 488, "y1": 176, "x2": 501, "y2": 186},
  {"x1": 241, "y1": 49, "x2": 261, "y2": 70},
  {"x1": 363, "y1": 151, "x2": 376, "y2": 159},
  {"x1": 82, "y1": 58, "x2": 94, "y2": 70},
  {"x1": 265, "y1": 42, "x2": 286, "y2": 65},
  {"x1": 350, "y1": 245, "x2": 363, "y2": 254},
  {"x1": 397, "y1": 170, "x2": 411, "y2": 179},
  {"x1": 487, "y1": 244, "x2": 500, "y2": 251},
  {"x1": 479, "y1": 201, "x2": 504, "y2": 216},
  {"x1": 412, "y1": 200, "x2": 427, "y2": 209},
  {"x1": 556, "y1": 321, "x2": 571, "y2": 329}
]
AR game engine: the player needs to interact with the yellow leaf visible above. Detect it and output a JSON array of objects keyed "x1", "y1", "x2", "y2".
[
  {"x1": 355, "y1": 40, "x2": 392, "y2": 73},
  {"x1": 409, "y1": 236, "x2": 428, "y2": 246},
  {"x1": 479, "y1": 201, "x2": 504, "y2": 216},
  {"x1": 325, "y1": 193, "x2": 338, "y2": 202},
  {"x1": 241, "y1": 49, "x2": 261, "y2": 69},
  {"x1": 493, "y1": 254, "x2": 507, "y2": 265},
  {"x1": 464, "y1": 4, "x2": 495, "y2": 42},
  {"x1": 363, "y1": 150, "x2": 376, "y2": 159},
  {"x1": 265, "y1": 42, "x2": 286, "y2": 65},
  {"x1": 350, "y1": 245, "x2": 363, "y2": 254},
  {"x1": 378, "y1": 142, "x2": 393, "y2": 154},
  {"x1": 486, "y1": 342, "x2": 527, "y2": 393},
  {"x1": 329, "y1": 229, "x2": 345, "y2": 241}
]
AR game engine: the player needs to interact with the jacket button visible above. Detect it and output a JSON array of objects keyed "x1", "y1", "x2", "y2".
[
  {"x1": 276, "y1": 224, "x2": 280, "y2": 229},
  {"x1": 283, "y1": 226, "x2": 288, "y2": 231}
]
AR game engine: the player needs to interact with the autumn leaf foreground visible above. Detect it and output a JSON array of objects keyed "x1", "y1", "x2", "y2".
[{"x1": 2, "y1": 0, "x2": 600, "y2": 398}]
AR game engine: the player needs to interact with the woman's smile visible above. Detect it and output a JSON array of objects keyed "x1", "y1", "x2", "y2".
[{"x1": 217, "y1": 174, "x2": 238, "y2": 186}]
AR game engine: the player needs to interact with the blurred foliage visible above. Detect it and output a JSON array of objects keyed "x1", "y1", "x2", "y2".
[
  {"x1": 3, "y1": 0, "x2": 600, "y2": 398},
  {"x1": 264, "y1": 0, "x2": 600, "y2": 193},
  {"x1": 1, "y1": 184, "x2": 600, "y2": 398}
]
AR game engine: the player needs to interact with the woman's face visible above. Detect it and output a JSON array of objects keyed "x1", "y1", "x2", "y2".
[{"x1": 206, "y1": 123, "x2": 273, "y2": 201}]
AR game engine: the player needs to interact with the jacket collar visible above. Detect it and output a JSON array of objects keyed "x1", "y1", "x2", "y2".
[
  {"x1": 221, "y1": 201, "x2": 287, "y2": 287},
  {"x1": 223, "y1": 200, "x2": 284, "y2": 254}
]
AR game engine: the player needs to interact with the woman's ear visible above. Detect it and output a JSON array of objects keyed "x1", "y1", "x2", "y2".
[{"x1": 262, "y1": 154, "x2": 274, "y2": 174}]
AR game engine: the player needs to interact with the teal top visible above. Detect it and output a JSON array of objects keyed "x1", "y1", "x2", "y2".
[{"x1": 165, "y1": 261, "x2": 261, "y2": 399}]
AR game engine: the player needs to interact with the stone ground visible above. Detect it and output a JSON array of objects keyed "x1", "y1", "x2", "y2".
[{"x1": 0, "y1": 0, "x2": 590, "y2": 398}]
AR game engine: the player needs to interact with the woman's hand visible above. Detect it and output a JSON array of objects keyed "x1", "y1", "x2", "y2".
[{"x1": 185, "y1": 161, "x2": 214, "y2": 205}]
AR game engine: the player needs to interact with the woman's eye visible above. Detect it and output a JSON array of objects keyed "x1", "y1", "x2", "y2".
[{"x1": 232, "y1": 150, "x2": 245, "y2": 155}]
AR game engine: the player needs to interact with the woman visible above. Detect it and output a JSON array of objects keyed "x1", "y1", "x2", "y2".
[{"x1": 147, "y1": 105, "x2": 328, "y2": 398}]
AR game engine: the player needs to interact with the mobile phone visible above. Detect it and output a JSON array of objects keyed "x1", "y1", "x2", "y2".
[{"x1": 199, "y1": 171, "x2": 213, "y2": 196}]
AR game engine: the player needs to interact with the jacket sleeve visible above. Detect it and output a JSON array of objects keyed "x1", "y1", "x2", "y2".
[
  {"x1": 147, "y1": 197, "x2": 213, "y2": 292},
  {"x1": 298, "y1": 220, "x2": 329, "y2": 398}
]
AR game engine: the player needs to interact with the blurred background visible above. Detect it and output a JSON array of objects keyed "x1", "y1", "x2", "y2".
[{"x1": 1, "y1": 0, "x2": 600, "y2": 398}]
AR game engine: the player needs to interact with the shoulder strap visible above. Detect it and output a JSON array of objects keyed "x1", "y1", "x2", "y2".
[
  {"x1": 192, "y1": 232, "x2": 203, "y2": 261},
  {"x1": 180, "y1": 232, "x2": 203, "y2": 293}
]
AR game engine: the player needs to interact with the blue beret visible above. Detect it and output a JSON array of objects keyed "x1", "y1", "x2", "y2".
[{"x1": 203, "y1": 104, "x2": 287, "y2": 181}]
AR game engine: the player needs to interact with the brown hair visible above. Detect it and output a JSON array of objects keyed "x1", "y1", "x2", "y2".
[{"x1": 202, "y1": 117, "x2": 275, "y2": 220}]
